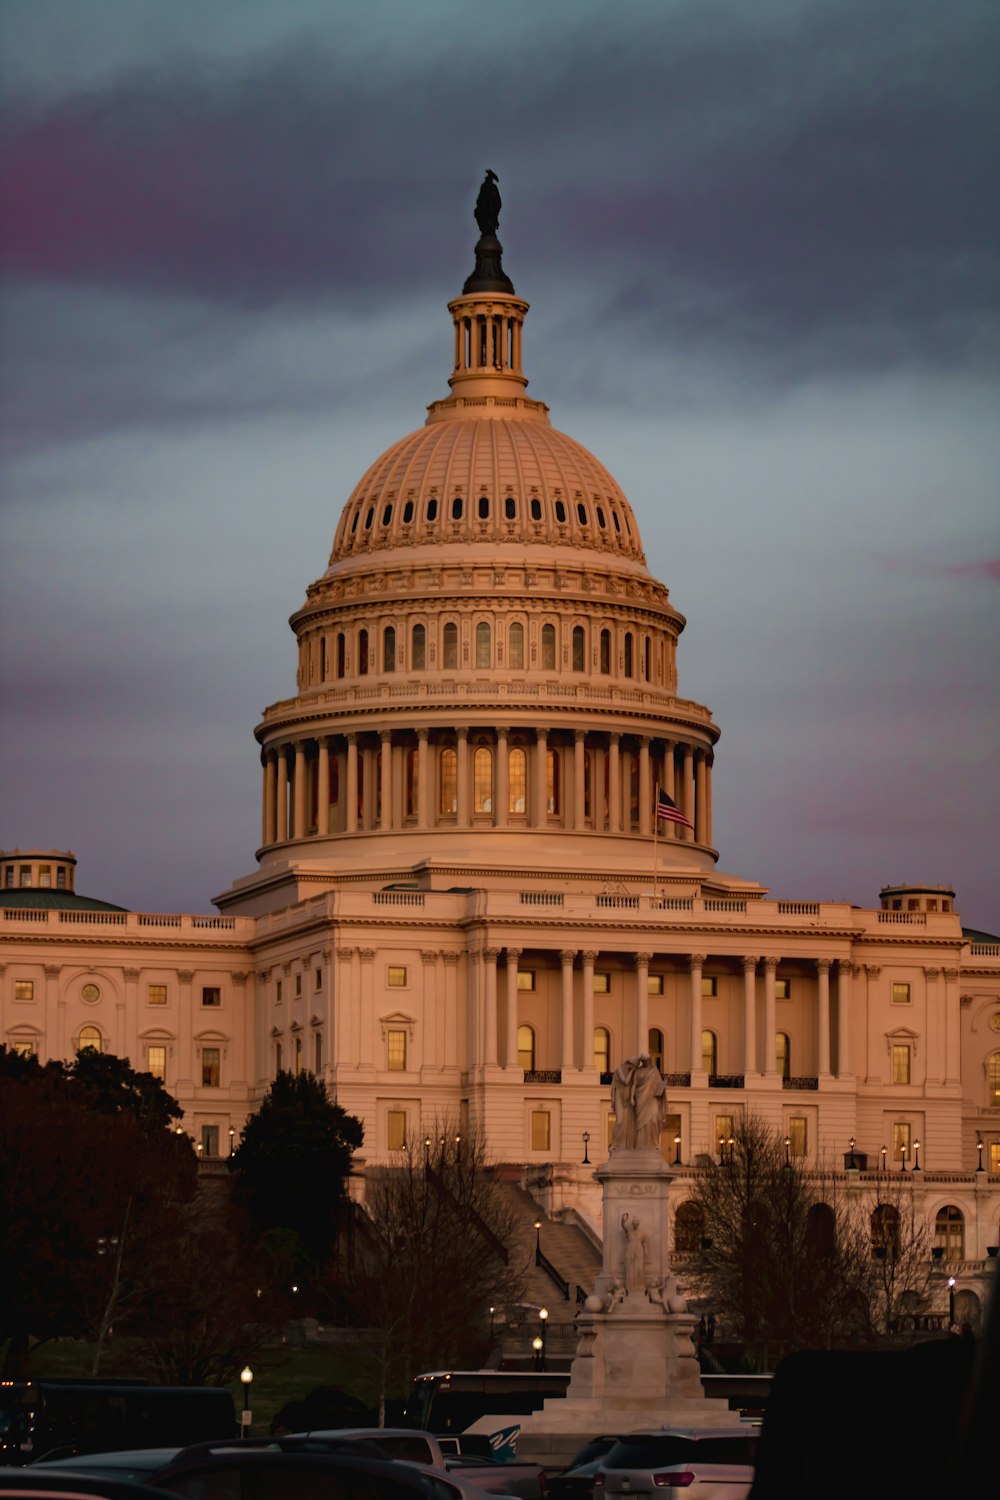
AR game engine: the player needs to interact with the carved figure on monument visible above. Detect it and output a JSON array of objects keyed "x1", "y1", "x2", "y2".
[
  {"x1": 474, "y1": 170, "x2": 501, "y2": 236},
  {"x1": 621, "y1": 1213, "x2": 649, "y2": 1293},
  {"x1": 610, "y1": 1053, "x2": 668, "y2": 1151}
]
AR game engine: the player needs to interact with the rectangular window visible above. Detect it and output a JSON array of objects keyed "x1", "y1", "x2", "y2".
[
  {"x1": 314, "y1": 1032, "x2": 322, "y2": 1072},
  {"x1": 387, "y1": 1029, "x2": 407, "y2": 1071},
  {"x1": 892, "y1": 1044, "x2": 911, "y2": 1085},
  {"x1": 201, "y1": 1125, "x2": 219, "y2": 1158},
  {"x1": 148, "y1": 984, "x2": 167, "y2": 1006},
  {"x1": 14, "y1": 980, "x2": 35, "y2": 1003},
  {"x1": 891, "y1": 983, "x2": 911, "y2": 1005},
  {"x1": 715, "y1": 1114, "x2": 734, "y2": 1148},
  {"x1": 775, "y1": 979, "x2": 791, "y2": 1000},
  {"x1": 56, "y1": 868, "x2": 67, "y2": 889},
  {"x1": 387, "y1": 965, "x2": 408, "y2": 988},
  {"x1": 387, "y1": 1109, "x2": 407, "y2": 1151},
  {"x1": 201, "y1": 1048, "x2": 221, "y2": 1088},
  {"x1": 276, "y1": 979, "x2": 283, "y2": 1003},
  {"x1": 664, "y1": 1113, "x2": 682, "y2": 1161},
  {"x1": 647, "y1": 973, "x2": 665, "y2": 995},
  {"x1": 201, "y1": 986, "x2": 221, "y2": 1008},
  {"x1": 892, "y1": 1121, "x2": 911, "y2": 1161},
  {"x1": 531, "y1": 1110, "x2": 551, "y2": 1152},
  {"x1": 788, "y1": 1117, "x2": 808, "y2": 1157},
  {"x1": 19, "y1": 866, "x2": 31, "y2": 887},
  {"x1": 4, "y1": 866, "x2": 13, "y2": 888},
  {"x1": 294, "y1": 1036, "x2": 302, "y2": 1072},
  {"x1": 517, "y1": 970, "x2": 536, "y2": 991},
  {"x1": 315, "y1": 968, "x2": 322, "y2": 991},
  {"x1": 13, "y1": 1041, "x2": 33, "y2": 1058},
  {"x1": 701, "y1": 976, "x2": 718, "y2": 998},
  {"x1": 38, "y1": 865, "x2": 51, "y2": 887},
  {"x1": 147, "y1": 1045, "x2": 166, "y2": 1080},
  {"x1": 991, "y1": 1143, "x2": 1000, "y2": 1175},
  {"x1": 593, "y1": 972, "x2": 611, "y2": 994},
  {"x1": 295, "y1": 974, "x2": 303, "y2": 997}
]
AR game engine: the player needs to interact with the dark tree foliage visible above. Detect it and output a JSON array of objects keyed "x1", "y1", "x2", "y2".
[
  {"x1": 59, "y1": 1047, "x2": 184, "y2": 1132},
  {"x1": 231, "y1": 1071, "x2": 363, "y2": 1265}
]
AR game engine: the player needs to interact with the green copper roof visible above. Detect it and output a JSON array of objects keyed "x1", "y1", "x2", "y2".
[{"x1": 0, "y1": 889, "x2": 128, "y2": 913}]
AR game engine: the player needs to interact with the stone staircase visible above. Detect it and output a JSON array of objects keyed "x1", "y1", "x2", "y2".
[{"x1": 493, "y1": 1179, "x2": 603, "y2": 1365}]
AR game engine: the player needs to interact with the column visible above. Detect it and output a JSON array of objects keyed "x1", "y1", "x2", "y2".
[
  {"x1": 924, "y1": 968, "x2": 942, "y2": 1084},
  {"x1": 742, "y1": 955, "x2": 759, "y2": 1076},
  {"x1": 443, "y1": 952, "x2": 460, "y2": 1069},
  {"x1": 681, "y1": 743, "x2": 694, "y2": 840},
  {"x1": 263, "y1": 751, "x2": 277, "y2": 845},
  {"x1": 943, "y1": 967, "x2": 960, "y2": 1085},
  {"x1": 694, "y1": 749, "x2": 707, "y2": 843},
  {"x1": 505, "y1": 948, "x2": 521, "y2": 1068},
  {"x1": 293, "y1": 741, "x2": 307, "y2": 838},
  {"x1": 582, "y1": 951, "x2": 597, "y2": 1071},
  {"x1": 495, "y1": 727, "x2": 508, "y2": 828},
  {"x1": 276, "y1": 746, "x2": 289, "y2": 841},
  {"x1": 380, "y1": 732, "x2": 392, "y2": 829},
  {"x1": 317, "y1": 738, "x2": 331, "y2": 836},
  {"x1": 534, "y1": 728, "x2": 548, "y2": 827},
  {"x1": 417, "y1": 728, "x2": 430, "y2": 827},
  {"x1": 483, "y1": 948, "x2": 499, "y2": 1067},
  {"x1": 358, "y1": 949, "x2": 374, "y2": 1066},
  {"x1": 816, "y1": 958, "x2": 831, "y2": 1077},
  {"x1": 608, "y1": 733, "x2": 621, "y2": 833},
  {"x1": 837, "y1": 961, "x2": 854, "y2": 1077},
  {"x1": 457, "y1": 727, "x2": 471, "y2": 824},
  {"x1": 560, "y1": 950, "x2": 575, "y2": 1071},
  {"x1": 635, "y1": 952, "x2": 650, "y2": 1057},
  {"x1": 345, "y1": 734, "x2": 358, "y2": 834},
  {"x1": 574, "y1": 731, "x2": 586, "y2": 829},
  {"x1": 638, "y1": 737, "x2": 651, "y2": 837},
  {"x1": 689, "y1": 954, "x2": 705, "y2": 1076},
  {"x1": 663, "y1": 740, "x2": 676, "y2": 839},
  {"x1": 335, "y1": 948, "x2": 355, "y2": 1068},
  {"x1": 705, "y1": 753, "x2": 714, "y2": 847},
  {"x1": 763, "y1": 956, "x2": 779, "y2": 1077}
]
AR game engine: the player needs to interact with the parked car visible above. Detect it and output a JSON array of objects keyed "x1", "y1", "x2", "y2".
[
  {"x1": 546, "y1": 1439, "x2": 617, "y2": 1500},
  {"x1": 593, "y1": 1429, "x2": 757, "y2": 1500},
  {"x1": 0, "y1": 1470, "x2": 167, "y2": 1500},
  {"x1": 292, "y1": 1429, "x2": 547, "y2": 1498},
  {"x1": 148, "y1": 1449, "x2": 502, "y2": 1499},
  {"x1": 28, "y1": 1454, "x2": 180, "y2": 1486}
]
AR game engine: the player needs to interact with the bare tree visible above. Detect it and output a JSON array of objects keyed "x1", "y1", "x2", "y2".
[{"x1": 851, "y1": 1173, "x2": 932, "y2": 1336}]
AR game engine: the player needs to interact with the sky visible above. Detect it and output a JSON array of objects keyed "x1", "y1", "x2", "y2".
[{"x1": 1, "y1": 0, "x2": 997, "y2": 925}]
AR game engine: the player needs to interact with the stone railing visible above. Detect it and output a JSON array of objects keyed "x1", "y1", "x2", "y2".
[
  {"x1": 595, "y1": 894, "x2": 640, "y2": 909},
  {"x1": 372, "y1": 891, "x2": 425, "y2": 906},
  {"x1": 969, "y1": 943, "x2": 1000, "y2": 957},
  {"x1": 878, "y1": 910, "x2": 927, "y2": 925},
  {"x1": 777, "y1": 901, "x2": 820, "y2": 916},
  {"x1": 782, "y1": 1076, "x2": 820, "y2": 1090},
  {"x1": 1, "y1": 908, "x2": 247, "y2": 936},
  {"x1": 524, "y1": 1070, "x2": 562, "y2": 1085},
  {"x1": 520, "y1": 892, "x2": 564, "y2": 906},
  {"x1": 709, "y1": 1074, "x2": 746, "y2": 1088}
]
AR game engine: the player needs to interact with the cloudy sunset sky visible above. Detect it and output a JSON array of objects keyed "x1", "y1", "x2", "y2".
[{"x1": 1, "y1": 0, "x2": 997, "y2": 924}]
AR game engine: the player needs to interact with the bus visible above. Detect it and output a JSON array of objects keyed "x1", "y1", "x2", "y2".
[{"x1": 404, "y1": 1370, "x2": 571, "y2": 1455}]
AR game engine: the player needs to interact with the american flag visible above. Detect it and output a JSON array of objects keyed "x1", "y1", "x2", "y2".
[{"x1": 656, "y1": 786, "x2": 693, "y2": 828}]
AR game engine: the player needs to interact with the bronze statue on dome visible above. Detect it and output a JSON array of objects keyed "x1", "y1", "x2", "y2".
[{"x1": 474, "y1": 170, "x2": 501, "y2": 237}]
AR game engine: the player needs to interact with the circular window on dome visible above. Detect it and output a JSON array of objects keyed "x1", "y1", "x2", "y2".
[{"x1": 81, "y1": 982, "x2": 101, "y2": 1004}]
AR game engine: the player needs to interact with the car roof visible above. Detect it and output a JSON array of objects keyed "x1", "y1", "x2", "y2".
[
  {"x1": 34, "y1": 1453, "x2": 179, "y2": 1471},
  {"x1": 0, "y1": 1473, "x2": 168, "y2": 1499}
]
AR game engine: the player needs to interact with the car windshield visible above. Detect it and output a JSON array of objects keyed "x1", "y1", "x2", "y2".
[{"x1": 604, "y1": 1435, "x2": 756, "y2": 1467}]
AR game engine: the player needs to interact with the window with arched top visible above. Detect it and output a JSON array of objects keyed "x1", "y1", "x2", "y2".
[
  {"x1": 78, "y1": 1025, "x2": 102, "y2": 1053},
  {"x1": 702, "y1": 1029, "x2": 717, "y2": 1077},
  {"x1": 594, "y1": 1026, "x2": 611, "y2": 1074},
  {"x1": 518, "y1": 1024, "x2": 536, "y2": 1072},
  {"x1": 404, "y1": 749, "x2": 418, "y2": 818},
  {"x1": 509, "y1": 747, "x2": 527, "y2": 815},
  {"x1": 443, "y1": 622, "x2": 458, "y2": 668},
  {"x1": 439, "y1": 747, "x2": 457, "y2": 815},
  {"x1": 776, "y1": 1032, "x2": 791, "y2": 1079},
  {"x1": 572, "y1": 626, "x2": 585, "y2": 672},
  {"x1": 546, "y1": 749, "x2": 560, "y2": 815},
  {"x1": 648, "y1": 1028, "x2": 664, "y2": 1073},
  {"x1": 336, "y1": 633, "x2": 345, "y2": 678},
  {"x1": 541, "y1": 623, "x2": 556, "y2": 670},
  {"x1": 509, "y1": 621, "x2": 525, "y2": 669},
  {"x1": 319, "y1": 637, "x2": 327, "y2": 681},
  {"x1": 412, "y1": 622, "x2": 426, "y2": 670},
  {"x1": 644, "y1": 635, "x2": 651, "y2": 681},
  {"x1": 989, "y1": 1053, "x2": 1000, "y2": 1107},
  {"x1": 358, "y1": 629, "x2": 369, "y2": 676},
  {"x1": 473, "y1": 746, "x2": 493, "y2": 814},
  {"x1": 600, "y1": 629, "x2": 611, "y2": 674},
  {"x1": 475, "y1": 621, "x2": 491, "y2": 668},
  {"x1": 383, "y1": 626, "x2": 396, "y2": 673},
  {"x1": 624, "y1": 632, "x2": 633, "y2": 677},
  {"x1": 934, "y1": 1205, "x2": 964, "y2": 1261},
  {"x1": 871, "y1": 1204, "x2": 900, "y2": 1257},
  {"x1": 674, "y1": 1201, "x2": 705, "y2": 1255}
]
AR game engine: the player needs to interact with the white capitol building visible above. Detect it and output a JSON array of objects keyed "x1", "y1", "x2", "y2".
[{"x1": 3, "y1": 191, "x2": 999, "y2": 1319}]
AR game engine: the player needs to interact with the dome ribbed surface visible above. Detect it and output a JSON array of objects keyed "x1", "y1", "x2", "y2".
[{"x1": 329, "y1": 415, "x2": 646, "y2": 565}]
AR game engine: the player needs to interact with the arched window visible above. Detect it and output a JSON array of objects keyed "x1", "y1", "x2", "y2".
[
  {"x1": 476, "y1": 621, "x2": 491, "y2": 668},
  {"x1": 336, "y1": 633, "x2": 346, "y2": 678},
  {"x1": 546, "y1": 748, "x2": 560, "y2": 815},
  {"x1": 648, "y1": 1027, "x2": 664, "y2": 1072},
  {"x1": 871, "y1": 1204, "x2": 901, "y2": 1257},
  {"x1": 439, "y1": 748, "x2": 457, "y2": 815},
  {"x1": 509, "y1": 747, "x2": 527, "y2": 815},
  {"x1": 776, "y1": 1032, "x2": 791, "y2": 1079},
  {"x1": 934, "y1": 1205, "x2": 964, "y2": 1261},
  {"x1": 383, "y1": 625, "x2": 396, "y2": 673},
  {"x1": 358, "y1": 629, "x2": 369, "y2": 676},
  {"x1": 643, "y1": 636, "x2": 651, "y2": 681},
  {"x1": 674, "y1": 1201, "x2": 705, "y2": 1255},
  {"x1": 600, "y1": 629, "x2": 611, "y2": 674},
  {"x1": 518, "y1": 1024, "x2": 536, "y2": 1072},
  {"x1": 594, "y1": 1026, "x2": 611, "y2": 1074},
  {"x1": 509, "y1": 621, "x2": 525, "y2": 669},
  {"x1": 443, "y1": 622, "x2": 458, "y2": 668},
  {"x1": 702, "y1": 1029, "x2": 717, "y2": 1077},
  {"x1": 412, "y1": 622, "x2": 426, "y2": 670},
  {"x1": 989, "y1": 1053, "x2": 1000, "y2": 1106},
  {"x1": 572, "y1": 626, "x2": 585, "y2": 671},
  {"x1": 624, "y1": 632, "x2": 633, "y2": 677},
  {"x1": 541, "y1": 623, "x2": 556, "y2": 670},
  {"x1": 405, "y1": 749, "x2": 418, "y2": 818},
  {"x1": 473, "y1": 746, "x2": 493, "y2": 814},
  {"x1": 78, "y1": 1025, "x2": 101, "y2": 1053}
]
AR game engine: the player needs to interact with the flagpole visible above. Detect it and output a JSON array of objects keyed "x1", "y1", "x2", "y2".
[{"x1": 653, "y1": 781, "x2": 659, "y2": 905}]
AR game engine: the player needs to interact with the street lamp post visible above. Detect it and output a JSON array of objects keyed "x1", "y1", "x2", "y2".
[
  {"x1": 913, "y1": 1139, "x2": 921, "y2": 1172},
  {"x1": 534, "y1": 1219, "x2": 542, "y2": 1265},
  {"x1": 848, "y1": 1136, "x2": 856, "y2": 1171},
  {"x1": 240, "y1": 1366, "x2": 253, "y2": 1437},
  {"x1": 537, "y1": 1307, "x2": 548, "y2": 1370},
  {"x1": 784, "y1": 1137, "x2": 791, "y2": 1169},
  {"x1": 976, "y1": 1135, "x2": 985, "y2": 1173},
  {"x1": 899, "y1": 1143, "x2": 908, "y2": 1173},
  {"x1": 673, "y1": 1134, "x2": 682, "y2": 1166},
  {"x1": 228, "y1": 1126, "x2": 235, "y2": 1157},
  {"x1": 948, "y1": 1276, "x2": 957, "y2": 1328},
  {"x1": 881, "y1": 1145, "x2": 887, "y2": 1173},
  {"x1": 582, "y1": 1131, "x2": 591, "y2": 1165}
]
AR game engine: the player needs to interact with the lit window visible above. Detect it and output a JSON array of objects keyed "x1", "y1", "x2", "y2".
[
  {"x1": 926, "y1": 899, "x2": 937, "y2": 911},
  {"x1": 412, "y1": 623, "x2": 426, "y2": 670},
  {"x1": 715, "y1": 1114, "x2": 734, "y2": 1148},
  {"x1": 572, "y1": 626, "x2": 585, "y2": 671},
  {"x1": 517, "y1": 1025, "x2": 537, "y2": 1072},
  {"x1": 541, "y1": 623, "x2": 556, "y2": 670},
  {"x1": 701, "y1": 976, "x2": 718, "y2": 998},
  {"x1": 202, "y1": 987, "x2": 221, "y2": 1008},
  {"x1": 38, "y1": 865, "x2": 51, "y2": 887},
  {"x1": 594, "y1": 1027, "x2": 610, "y2": 1073},
  {"x1": 147, "y1": 1045, "x2": 166, "y2": 1080},
  {"x1": 201, "y1": 1048, "x2": 221, "y2": 1087},
  {"x1": 546, "y1": 749, "x2": 560, "y2": 815},
  {"x1": 776, "y1": 1032, "x2": 790, "y2": 1079},
  {"x1": 788, "y1": 1117, "x2": 807, "y2": 1157},
  {"x1": 476, "y1": 621, "x2": 491, "y2": 668},
  {"x1": 14, "y1": 980, "x2": 34, "y2": 1003},
  {"x1": 13, "y1": 1041, "x2": 33, "y2": 1058},
  {"x1": 387, "y1": 1029, "x2": 407, "y2": 1070},
  {"x1": 79, "y1": 1025, "x2": 101, "y2": 1053},
  {"x1": 702, "y1": 1030, "x2": 717, "y2": 1076},
  {"x1": 531, "y1": 1110, "x2": 551, "y2": 1152},
  {"x1": 146, "y1": 983, "x2": 166, "y2": 1006},
  {"x1": 509, "y1": 621, "x2": 525, "y2": 669},
  {"x1": 647, "y1": 1028, "x2": 664, "y2": 1072},
  {"x1": 443, "y1": 622, "x2": 458, "y2": 668},
  {"x1": 892, "y1": 1121, "x2": 911, "y2": 1162},
  {"x1": 508, "y1": 747, "x2": 527, "y2": 814},
  {"x1": 387, "y1": 966, "x2": 408, "y2": 988},
  {"x1": 593, "y1": 972, "x2": 611, "y2": 994},
  {"x1": 934, "y1": 1205, "x2": 964, "y2": 1261},
  {"x1": 315, "y1": 968, "x2": 322, "y2": 991},
  {"x1": 775, "y1": 979, "x2": 791, "y2": 1000},
  {"x1": 201, "y1": 1125, "x2": 219, "y2": 1158},
  {"x1": 674, "y1": 1199, "x2": 704, "y2": 1253},
  {"x1": 439, "y1": 747, "x2": 458, "y2": 814},
  {"x1": 891, "y1": 983, "x2": 911, "y2": 1005},
  {"x1": 990, "y1": 1142, "x2": 1000, "y2": 1174},
  {"x1": 517, "y1": 970, "x2": 536, "y2": 991},
  {"x1": 892, "y1": 1044, "x2": 911, "y2": 1085},
  {"x1": 648, "y1": 974, "x2": 664, "y2": 995},
  {"x1": 387, "y1": 1110, "x2": 407, "y2": 1151},
  {"x1": 987, "y1": 1054, "x2": 1000, "y2": 1106},
  {"x1": 474, "y1": 746, "x2": 493, "y2": 814}
]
